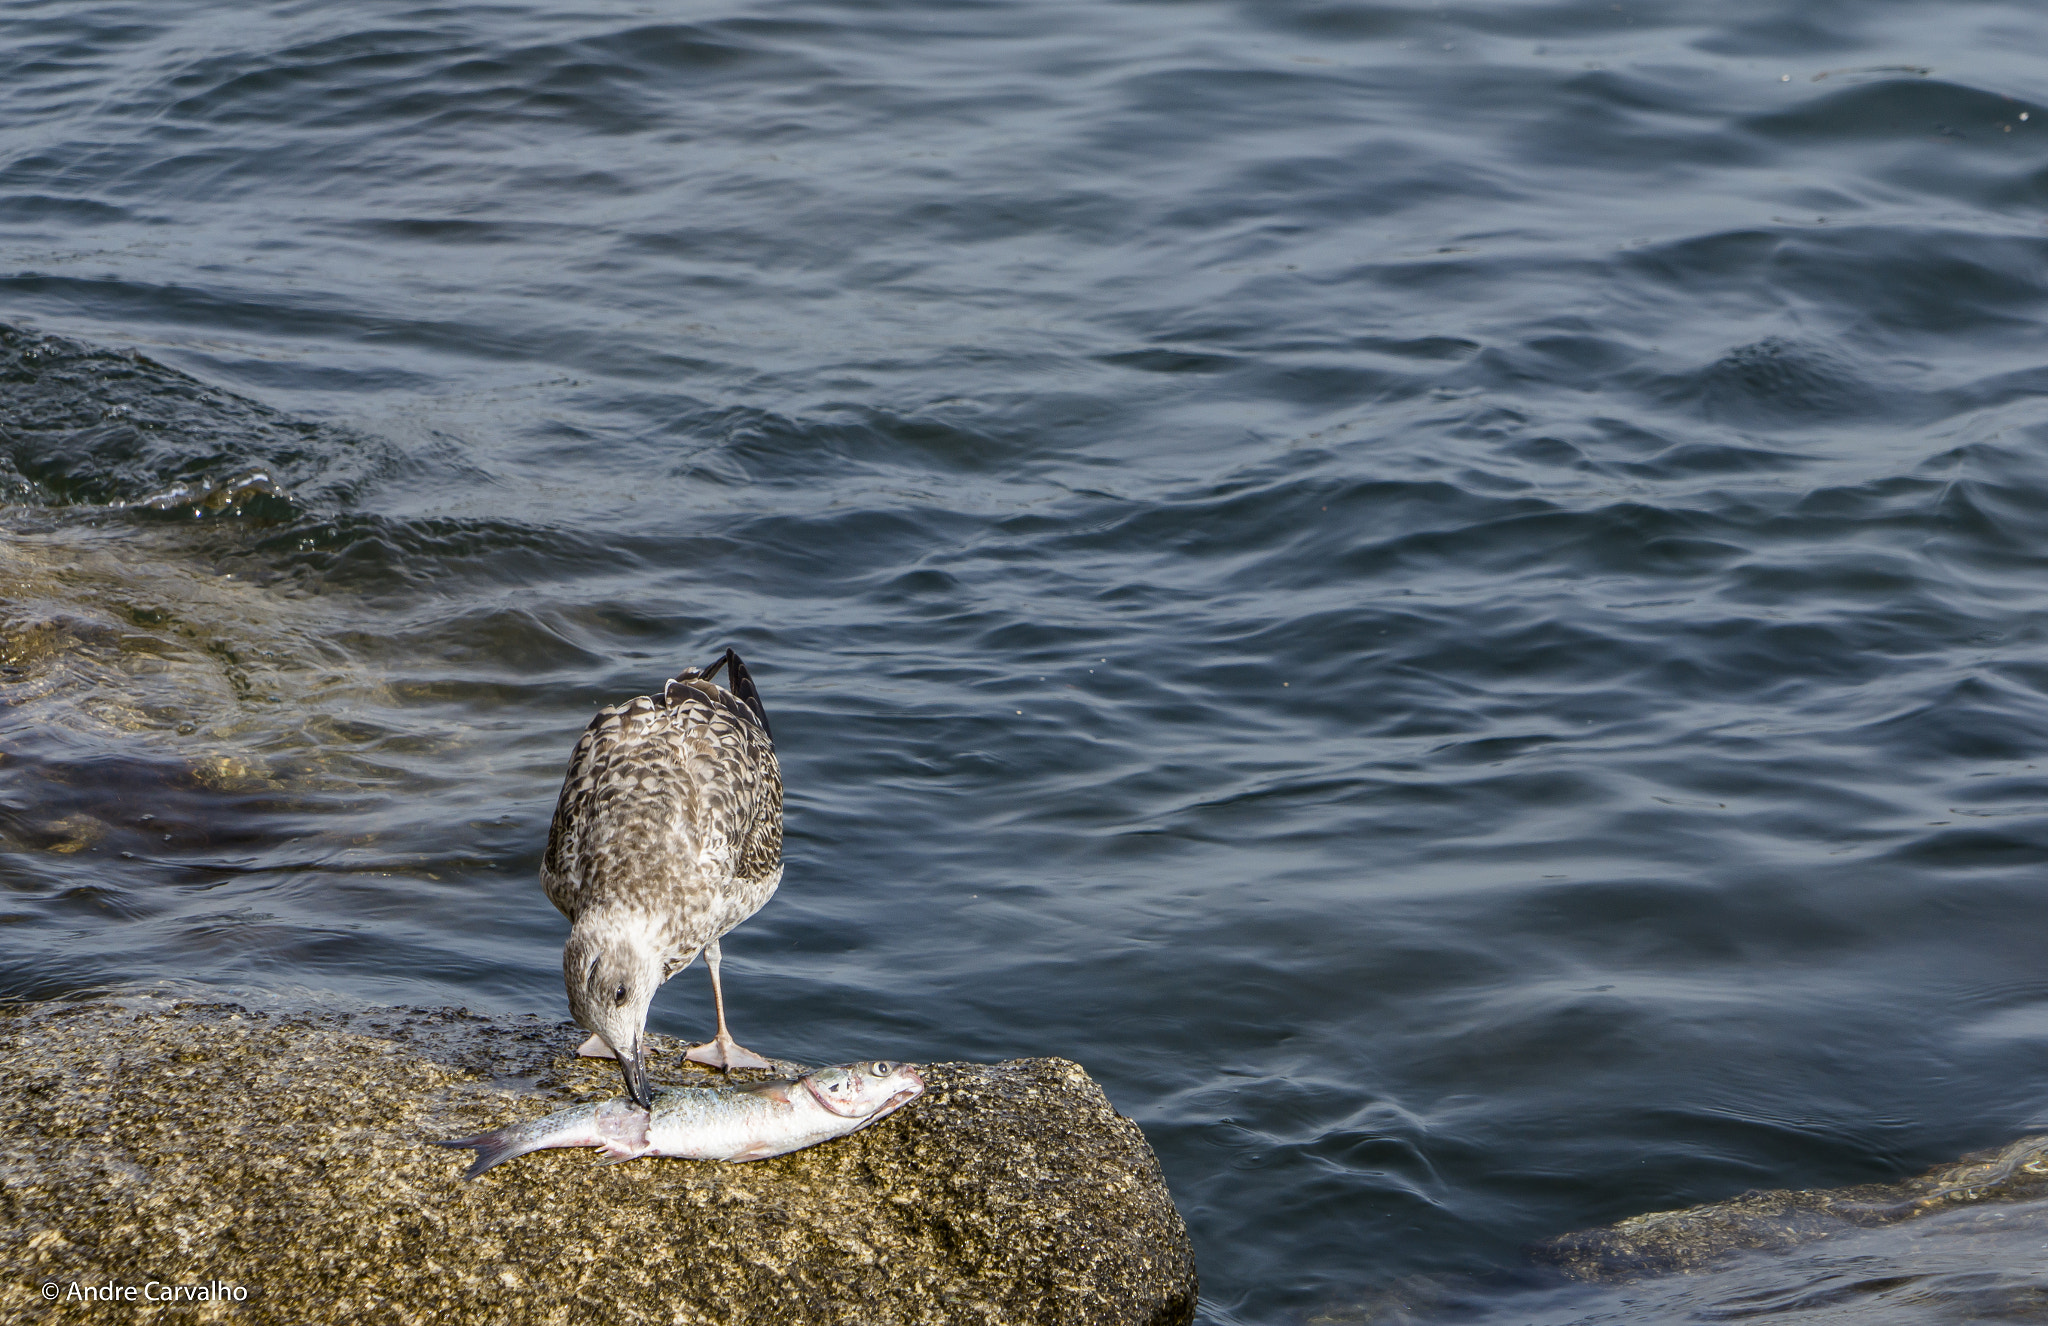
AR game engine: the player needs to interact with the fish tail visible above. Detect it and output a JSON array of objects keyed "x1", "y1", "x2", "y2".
[
  {"x1": 433, "y1": 1099, "x2": 641, "y2": 1179},
  {"x1": 433, "y1": 1128, "x2": 539, "y2": 1180}
]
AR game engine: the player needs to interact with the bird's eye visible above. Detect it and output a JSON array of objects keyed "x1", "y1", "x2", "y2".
[
  {"x1": 871, "y1": 1061, "x2": 892, "y2": 1075},
  {"x1": 614, "y1": 983, "x2": 628, "y2": 1005}
]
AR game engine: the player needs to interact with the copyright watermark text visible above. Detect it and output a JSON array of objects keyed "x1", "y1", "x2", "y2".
[{"x1": 38, "y1": 1279, "x2": 249, "y2": 1304}]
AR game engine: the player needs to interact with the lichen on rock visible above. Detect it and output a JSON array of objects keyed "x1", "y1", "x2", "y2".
[
  {"x1": 1, "y1": 994, "x2": 1197, "y2": 1324},
  {"x1": 1538, "y1": 1134, "x2": 2048, "y2": 1282}
]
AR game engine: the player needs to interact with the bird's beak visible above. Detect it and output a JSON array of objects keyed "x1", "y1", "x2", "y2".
[{"x1": 617, "y1": 1042, "x2": 653, "y2": 1111}]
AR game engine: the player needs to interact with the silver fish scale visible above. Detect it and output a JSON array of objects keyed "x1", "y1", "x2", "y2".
[{"x1": 541, "y1": 677, "x2": 783, "y2": 967}]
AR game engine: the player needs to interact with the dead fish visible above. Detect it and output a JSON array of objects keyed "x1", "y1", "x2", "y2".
[{"x1": 435, "y1": 1060, "x2": 924, "y2": 1179}]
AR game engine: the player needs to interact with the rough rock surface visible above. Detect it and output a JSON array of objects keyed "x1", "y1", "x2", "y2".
[
  {"x1": 1538, "y1": 1133, "x2": 2048, "y2": 1280},
  {"x1": 1, "y1": 994, "x2": 1197, "y2": 1324}
]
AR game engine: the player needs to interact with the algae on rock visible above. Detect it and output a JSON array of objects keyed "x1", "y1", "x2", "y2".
[
  {"x1": 1539, "y1": 1133, "x2": 2048, "y2": 1281},
  {"x1": 1, "y1": 994, "x2": 1197, "y2": 1325}
]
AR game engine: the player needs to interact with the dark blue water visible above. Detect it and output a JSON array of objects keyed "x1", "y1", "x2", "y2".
[{"x1": 6, "y1": 1, "x2": 2048, "y2": 1320}]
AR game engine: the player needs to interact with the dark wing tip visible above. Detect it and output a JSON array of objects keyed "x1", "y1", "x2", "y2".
[
  {"x1": 663, "y1": 647, "x2": 772, "y2": 741},
  {"x1": 721, "y1": 649, "x2": 773, "y2": 740}
]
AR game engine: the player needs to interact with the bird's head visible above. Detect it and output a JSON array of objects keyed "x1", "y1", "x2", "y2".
[{"x1": 564, "y1": 922, "x2": 663, "y2": 1109}]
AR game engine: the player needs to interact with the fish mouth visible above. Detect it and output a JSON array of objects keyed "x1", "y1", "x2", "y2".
[
  {"x1": 886, "y1": 1066, "x2": 925, "y2": 1107},
  {"x1": 868, "y1": 1072, "x2": 926, "y2": 1120}
]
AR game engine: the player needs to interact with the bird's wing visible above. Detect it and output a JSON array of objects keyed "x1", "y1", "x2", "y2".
[{"x1": 541, "y1": 685, "x2": 782, "y2": 942}]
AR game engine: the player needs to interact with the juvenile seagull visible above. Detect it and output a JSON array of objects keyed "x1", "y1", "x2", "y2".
[{"x1": 542, "y1": 648, "x2": 784, "y2": 1108}]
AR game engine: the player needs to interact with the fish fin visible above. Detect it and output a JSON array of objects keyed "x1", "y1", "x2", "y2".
[
  {"x1": 723, "y1": 1140, "x2": 784, "y2": 1163},
  {"x1": 433, "y1": 1132, "x2": 531, "y2": 1181},
  {"x1": 595, "y1": 1142, "x2": 655, "y2": 1166},
  {"x1": 576, "y1": 1034, "x2": 617, "y2": 1060}
]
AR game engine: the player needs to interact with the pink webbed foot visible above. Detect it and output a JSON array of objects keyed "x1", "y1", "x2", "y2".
[
  {"x1": 684, "y1": 1034, "x2": 776, "y2": 1072},
  {"x1": 576, "y1": 1033, "x2": 618, "y2": 1060}
]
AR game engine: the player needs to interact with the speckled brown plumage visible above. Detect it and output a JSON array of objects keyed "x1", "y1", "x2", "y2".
[
  {"x1": 542, "y1": 650, "x2": 783, "y2": 1088},
  {"x1": 541, "y1": 666, "x2": 782, "y2": 959}
]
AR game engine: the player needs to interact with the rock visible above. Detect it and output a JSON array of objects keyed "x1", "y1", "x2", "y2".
[
  {"x1": 1537, "y1": 1133, "x2": 2048, "y2": 1281},
  {"x1": 1, "y1": 994, "x2": 1197, "y2": 1324},
  {"x1": 0, "y1": 319, "x2": 386, "y2": 513}
]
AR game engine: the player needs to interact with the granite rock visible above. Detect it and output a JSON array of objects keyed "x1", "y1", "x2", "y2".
[
  {"x1": 1538, "y1": 1133, "x2": 2048, "y2": 1281},
  {"x1": 1, "y1": 994, "x2": 1197, "y2": 1324}
]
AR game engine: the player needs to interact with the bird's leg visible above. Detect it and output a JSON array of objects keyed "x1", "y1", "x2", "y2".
[{"x1": 684, "y1": 940, "x2": 776, "y2": 1071}]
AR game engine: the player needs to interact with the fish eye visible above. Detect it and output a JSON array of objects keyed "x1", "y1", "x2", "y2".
[
  {"x1": 613, "y1": 983, "x2": 628, "y2": 1006},
  {"x1": 871, "y1": 1061, "x2": 892, "y2": 1075}
]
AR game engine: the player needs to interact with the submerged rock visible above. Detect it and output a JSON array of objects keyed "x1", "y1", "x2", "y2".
[
  {"x1": 1, "y1": 994, "x2": 1196, "y2": 1325},
  {"x1": 1538, "y1": 1134, "x2": 2048, "y2": 1281},
  {"x1": 0, "y1": 320, "x2": 385, "y2": 513}
]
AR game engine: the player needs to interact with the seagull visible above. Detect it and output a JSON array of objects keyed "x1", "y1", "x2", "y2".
[{"x1": 542, "y1": 648, "x2": 784, "y2": 1108}]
